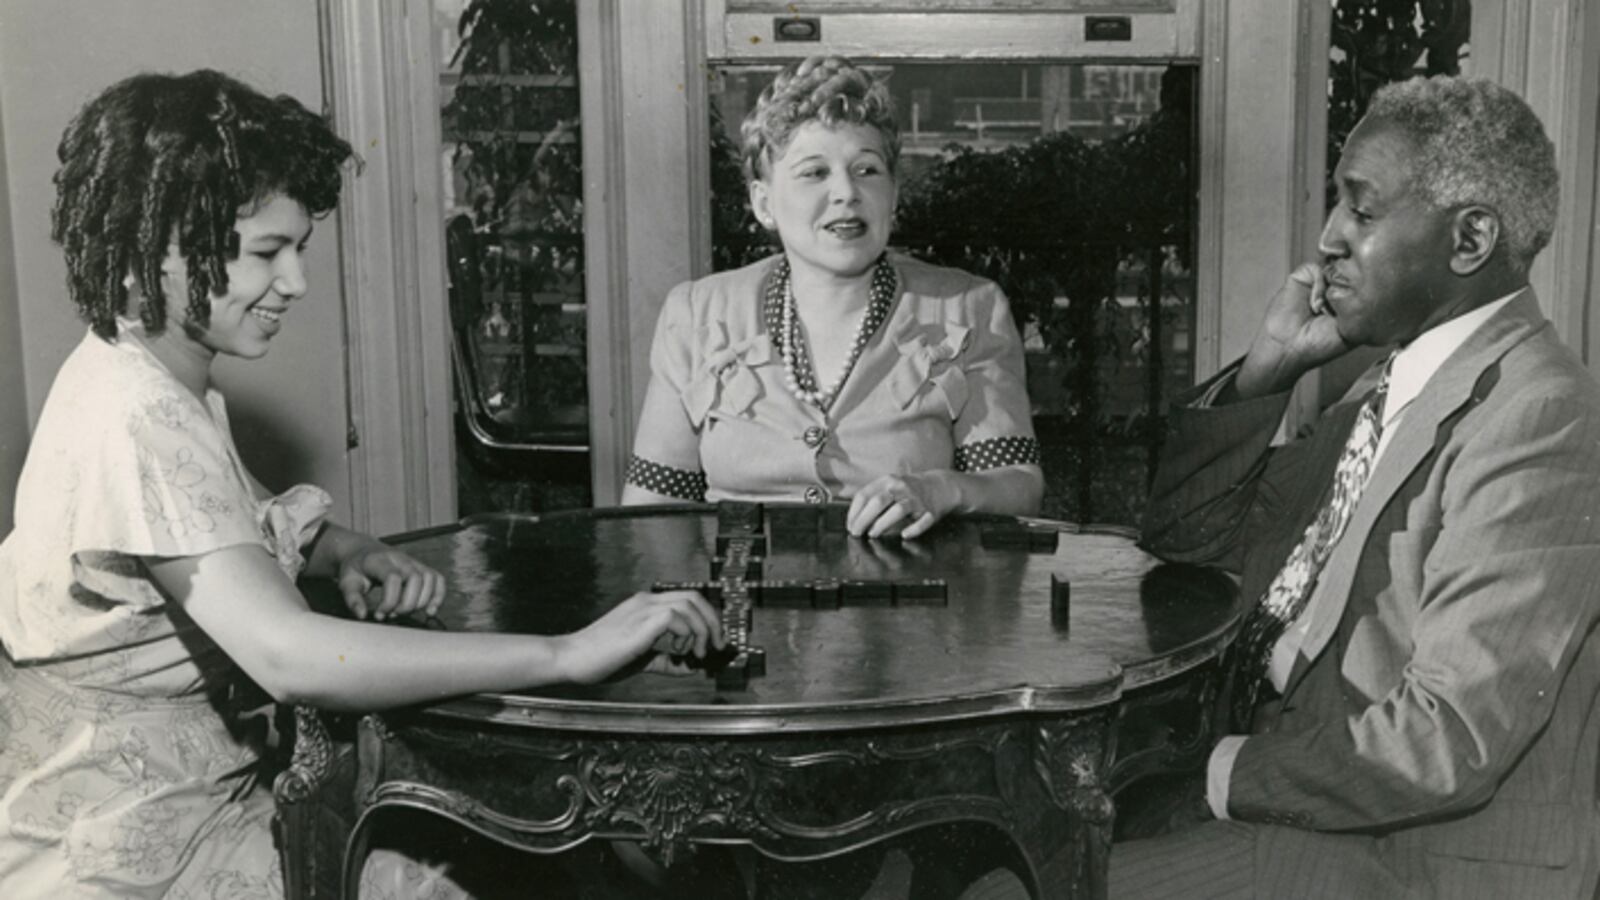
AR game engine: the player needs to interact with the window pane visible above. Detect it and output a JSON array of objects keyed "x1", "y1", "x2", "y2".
[
  {"x1": 1317, "y1": 0, "x2": 1468, "y2": 402},
  {"x1": 436, "y1": 0, "x2": 591, "y2": 513},
  {"x1": 1327, "y1": 0, "x2": 1470, "y2": 192},
  {"x1": 711, "y1": 62, "x2": 1198, "y2": 526}
]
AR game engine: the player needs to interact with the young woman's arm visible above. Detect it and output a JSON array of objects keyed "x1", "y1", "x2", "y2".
[
  {"x1": 147, "y1": 546, "x2": 720, "y2": 711},
  {"x1": 300, "y1": 522, "x2": 446, "y2": 621},
  {"x1": 242, "y1": 468, "x2": 443, "y2": 621}
]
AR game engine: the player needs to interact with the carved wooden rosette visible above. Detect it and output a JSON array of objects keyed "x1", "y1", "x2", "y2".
[{"x1": 575, "y1": 740, "x2": 774, "y2": 863}]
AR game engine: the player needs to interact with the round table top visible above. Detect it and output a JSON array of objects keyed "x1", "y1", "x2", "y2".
[{"x1": 372, "y1": 504, "x2": 1241, "y2": 733}]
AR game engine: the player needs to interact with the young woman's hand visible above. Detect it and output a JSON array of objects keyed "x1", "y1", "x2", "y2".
[
  {"x1": 338, "y1": 543, "x2": 447, "y2": 622},
  {"x1": 554, "y1": 590, "x2": 724, "y2": 684}
]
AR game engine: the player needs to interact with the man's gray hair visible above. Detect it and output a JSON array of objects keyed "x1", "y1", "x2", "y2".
[{"x1": 1366, "y1": 76, "x2": 1558, "y2": 272}]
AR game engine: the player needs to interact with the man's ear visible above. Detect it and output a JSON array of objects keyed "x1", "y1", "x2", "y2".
[
  {"x1": 748, "y1": 179, "x2": 775, "y2": 231},
  {"x1": 1449, "y1": 206, "x2": 1499, "y2": 276}
]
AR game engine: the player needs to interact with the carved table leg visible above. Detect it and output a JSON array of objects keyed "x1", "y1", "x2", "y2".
[
  {"x1": 1023, "y1": 712, "x2": 1116, "y2": 900},
  {"x1": 273, "y1": 706, "x2": 356, "y2": 900},
  {"x1": 1109, "y1": 658, "x2": 1226, "y2": 797}
]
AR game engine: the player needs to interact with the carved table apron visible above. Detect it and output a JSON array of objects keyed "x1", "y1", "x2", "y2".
[{"x1": 273, "y1": 506, "x2": 1242, "y2": 900}]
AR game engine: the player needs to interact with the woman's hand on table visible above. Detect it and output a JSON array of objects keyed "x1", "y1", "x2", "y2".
[
  {"x1": 555, "y1": 590, "x2": 725, "y2": 684},
  {"x1": 339, "y1": 543, "x2": 447, "y2": 622},
  {"x1": 847, "y1": 472, "x2": 959, "y2": 540}
]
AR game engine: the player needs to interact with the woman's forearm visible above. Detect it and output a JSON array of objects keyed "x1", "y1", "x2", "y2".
[
  {"x1": 621, "y1": 484, "x2": 670, "y2": 506},
  {"x1": 302, "y1": 521, "x2": 385, "y2": 578},
  {"x1": 258, "y1": 609, "x2": 576, "y2": 711},
  {"x1": 938, "y1": 464, "x2": 1045, "y2": 517},
  {"x1": 150, "y1": 546, "x2": 576, "y2": 711}
]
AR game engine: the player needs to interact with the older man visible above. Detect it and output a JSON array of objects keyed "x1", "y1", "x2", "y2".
[
  {"x1": 1121, "y1": 75, "x2": 1600, "y2": 898},
  {"x1": 964, "y1": 75, "x2": 1600, "y2": 900}
]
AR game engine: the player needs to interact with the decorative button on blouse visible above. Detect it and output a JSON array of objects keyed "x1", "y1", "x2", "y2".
[
  {"x1": 803, "y1": 425, "x2": 828, "y2": 449},
  {"x1": 803, "y1": 485, "x2": 828, "y2": 504}
]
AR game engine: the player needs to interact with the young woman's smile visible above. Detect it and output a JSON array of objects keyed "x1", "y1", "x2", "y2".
[{"x1": 163, "y1": 193, "x2": 313, "y2": 359}]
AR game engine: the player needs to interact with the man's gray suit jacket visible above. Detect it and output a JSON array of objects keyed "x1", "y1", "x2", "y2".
[{"x1": 1139, "y1": 292, "x2": 1600, "y2": 899}]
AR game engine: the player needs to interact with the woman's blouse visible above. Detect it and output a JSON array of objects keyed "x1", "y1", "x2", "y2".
[
  {"x1": 628, "y1": 253, "x2": 1039, "y2": 504},
  {"x1": 0, "y1": 325, "x2": 327, "y2": 896}
]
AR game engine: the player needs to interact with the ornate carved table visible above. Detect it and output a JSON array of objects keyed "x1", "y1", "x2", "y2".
[{"x1": 274, "y1": 505, "x2": 1242, "y2": 900}]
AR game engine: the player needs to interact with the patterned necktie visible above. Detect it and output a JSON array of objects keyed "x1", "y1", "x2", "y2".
[{"x1": 1231, "y1": 356, "x2": 1394, "y2": 728}]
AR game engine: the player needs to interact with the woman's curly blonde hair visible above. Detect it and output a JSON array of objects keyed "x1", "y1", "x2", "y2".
[{"x1": 739, "y1": 55, "x2": 899, "y2": 183}]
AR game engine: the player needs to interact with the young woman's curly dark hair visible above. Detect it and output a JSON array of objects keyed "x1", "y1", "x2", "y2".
[{"x1": 51, "y1": 69, "x2": 356, "y2": 339}]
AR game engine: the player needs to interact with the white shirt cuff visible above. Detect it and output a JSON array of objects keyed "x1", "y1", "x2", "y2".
[{"x1": 1207, "y1": 735, "x2": 1247, "y2": 820}]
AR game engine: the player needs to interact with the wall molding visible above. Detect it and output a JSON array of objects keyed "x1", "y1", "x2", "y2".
[
  {"x1": 1473, "y1": 0, "x2": 1600, "y2": 365},
  {"x1": 1193, "y1": 0, "x2": 1228, "y2": 378},
  {"x1": 1541, "y1": 0, "x2": 1600, "y2": 365},
  {"x1": 1210, "y1": 0, "x2": 1302, "y2": 373},
  {"x1": 580, "y1": 2, "x2": 709, "y2": 505},
  {"x1": 578, "y1": 1, "x2": 633, "y2": 504},
  {"x1": 318, "y1": 0, "x2": 456, "y2": 532}
]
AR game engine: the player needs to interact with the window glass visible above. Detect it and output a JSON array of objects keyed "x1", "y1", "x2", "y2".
[
  {"x1": 436, "y1": 0, "x2": 591, "y2": 513},
  {"x1": 1316, "y1": 0, "x2": 1469, "y2": 402},
  {"x1": 1327, "y1": 0, "x2": 1470, "y2": 194}
]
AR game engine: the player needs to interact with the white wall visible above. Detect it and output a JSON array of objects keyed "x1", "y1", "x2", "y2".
[
  {"x1": 0, "y1": 0, "x2": 353, "y2": 524},
  {"x1": 1469, "y1": 0, "x2": 1600, "y2": 365},
  {"x1": 1215, "y1": 0, "x2": 1299, "y2": 367},
  {"x1": 0, "y1": 87, "x2": 26, "y2": 536}
]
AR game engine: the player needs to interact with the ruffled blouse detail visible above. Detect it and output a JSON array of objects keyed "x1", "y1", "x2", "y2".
[
  {"x1": 888, "y1": 322, "x2": 972, "y2": 419},
  {"x1": 682, "y1": 321, "x2": 776, "y2": 427},
  {"x1": 257, "y1": 483, "x2": 333, "y2": 581}
]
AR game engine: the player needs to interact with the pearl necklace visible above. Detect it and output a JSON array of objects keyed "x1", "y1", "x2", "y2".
[{"x1": 769, "y1": 256, "x2": 896, "y2": 411}]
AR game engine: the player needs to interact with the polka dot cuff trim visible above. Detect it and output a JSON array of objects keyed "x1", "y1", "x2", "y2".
[
  {"x1": 626, "y1": 455, "x2": 707, "y2": 502},
  {"x1": 954, "y1": 436, "x2": 1041, "y2": 473}
]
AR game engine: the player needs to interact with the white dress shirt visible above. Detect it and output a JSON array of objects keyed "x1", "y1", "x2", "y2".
[{"x1": 1206, "y1": 290, "x2": 1522, "y2": 819}]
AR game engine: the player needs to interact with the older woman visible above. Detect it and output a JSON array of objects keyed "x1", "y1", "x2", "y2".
[{"x1": 623, "y1": 55, "x2": 1043, "y2": 538}]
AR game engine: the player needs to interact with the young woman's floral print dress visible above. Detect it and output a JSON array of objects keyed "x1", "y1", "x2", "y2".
[{"x1": 0, "y1": 325, "x2": 329, "y2": 899}]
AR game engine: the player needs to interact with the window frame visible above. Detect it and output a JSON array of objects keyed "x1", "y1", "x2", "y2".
[
  {"x1": 325, "y1": 0, "x2": 1600, "y2": 527},
  {"x1": 319, "y1": 0, "x2": 457, "y2": 533}
]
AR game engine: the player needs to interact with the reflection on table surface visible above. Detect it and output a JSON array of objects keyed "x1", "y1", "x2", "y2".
[{"x1": 379, "y1": 505, "x2": 1239, "y2": 718}]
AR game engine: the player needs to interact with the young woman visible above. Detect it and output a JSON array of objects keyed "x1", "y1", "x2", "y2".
[
  {"x1": 623, "y1": 55, "x2": 1044, "y2": 540},
  {"x1": 0, "y1": 69, "x2": 719, "y2": 899}
]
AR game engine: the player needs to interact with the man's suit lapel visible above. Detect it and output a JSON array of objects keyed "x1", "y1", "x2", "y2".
[{"x1": 1284, "y1": 291, "x2": 1550, "y2": 699}]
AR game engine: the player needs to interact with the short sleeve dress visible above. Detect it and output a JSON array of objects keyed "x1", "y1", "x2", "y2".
[
  {"x1": 0, "y1": 325, "x2": 331, "y2": 899},
  {"x1": 628, "y1": 252, "x2": 1040, "y2": 503}
]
